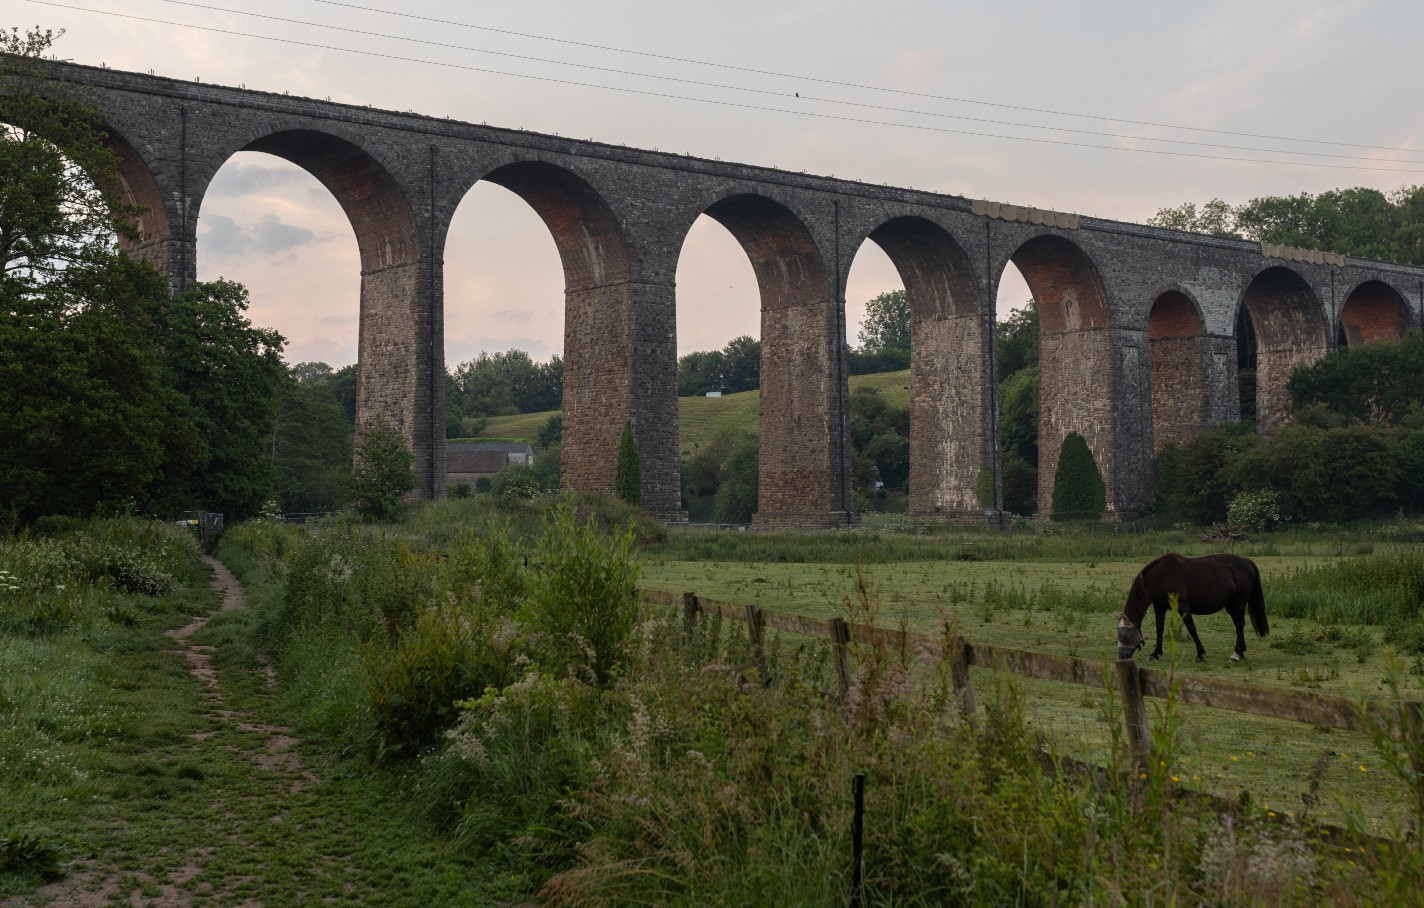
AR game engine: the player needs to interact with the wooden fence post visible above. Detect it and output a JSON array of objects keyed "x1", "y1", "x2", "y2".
[
  {"x1": 681, "y1": 592, "x2": 698, "y2": 641},
  {"x1": 1114, "y1": 659, "x2": 1151, "y2": 766},
  {"x1": 745, "y1": 603, "x2": 768, "y2": 682},
  {"x1": 952, "y1": 637, "x2": 976, "y2": 716},
  {"x1": 829, "y1": 617, "x2": 852, "y2": 700}
]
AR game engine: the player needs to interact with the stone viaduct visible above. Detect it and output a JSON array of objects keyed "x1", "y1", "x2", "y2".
[{"x1": 31, "y1": 61, "x2": 1424, "y2": 525}]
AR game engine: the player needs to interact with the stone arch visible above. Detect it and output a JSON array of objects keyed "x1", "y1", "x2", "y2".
[
  {"x1": 853, "y1": 216, "x2": 984, "y2": 516},
  {"x1": 683, "y1": 193, "x2": 846, "y2": 526},
  {"x1": 1339, "y1": 279, "x2": 1410, "y2": 346},
  {"x1": 1237, "y1": 266, "x2": 1327, "y2": 434},
  {"x1": 452, "y1": 160, "x2": 651, "y2": 508},
  {"x1": 101, "y1": 129, "x2": 177, "y2": 279},
  {"x1": 1005, "y1": 234, "x2": 1116, "y2": 518},
  {"x1": 195, "y1": 125, "x2": 434, "y2": 490},
  {"x1": 1147, "y1": 289, "x2": 1208, "y2": 452}
]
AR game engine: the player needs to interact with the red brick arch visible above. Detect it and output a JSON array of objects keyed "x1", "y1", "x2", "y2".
[
  {"x1": 1339, "y1": 279, "x2": 1410, "y2": 346},
  {"x1": 1147, "y1": 290, "x2": 1207, "y2": 452}
]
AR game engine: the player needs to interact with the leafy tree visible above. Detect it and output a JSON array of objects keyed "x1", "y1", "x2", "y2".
[
  {"x1": 1288, "y1": 331, "x2": 1424, "y2": 427},
  {"x1": 858, "y1": 290, "x2": 910, "y2": 354},
  {"x1": 999, "y1": 366, "x2": 1039, "y2": 466},
  {"x1": 0, "y1": 28, "x2": 285, "y2": 524},
  {"x1": 349, "y1": 419, "x2": 416, "y2": 521},
  {"x1": 676, "y1": 336, "x2": 762, "y2": 396},
  {"x1": 270, "y1": 366, "x2": 351, "y2": 513},
  {"x1": 145, "y1": 279, "x2": 287, "y2": 520},
  {"x1": 615, "y1": 420, "x2": 641, "y2": 505},
  {"x1": 848, "y1": 387, "x2": 910, "y2": 497},
  {"x1": 536, "y1": 414, "x2": 563, "y2": 451},
  {"x1": 0, "y1": 27, "x2": 139, "y2": 287},
  {"x1": 1154, "y1": 425, "x2": 1258, "y2": 523},
  {"x1": 712, "y1": 434, "x2": 759, "y2": 523},
  {"x1": 995, "y1": 301, "x2": 1039, "y2": 380},
  {"x1": 450, "y1": 350, "x2": 563, "y2": 418},
  {"x1": 1050, "y1": 432, "x2": 1106, "y2": 521},
  {"x1": 1001, "y1": 452, "x2": 1038, "y2": 516},
  {"x1": 680, "y1": 431, "x2": 742, "y2": 520},
  {"x1": 1149, "y1": 187, "x2": 1424, "y2": 265},
  {"x1": 1146, "y1": 199, "x2": 1242, "y2": 239}
]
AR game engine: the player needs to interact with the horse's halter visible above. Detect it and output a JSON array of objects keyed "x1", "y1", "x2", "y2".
[{"x1": 1116, "y1": 612, "x2": 1143, "y2": 661}]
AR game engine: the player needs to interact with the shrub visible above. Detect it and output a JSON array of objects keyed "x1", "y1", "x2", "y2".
[
  {"x1": 614, "y1": 420, "x2": 641, "y2": 505},
  {"x1": 492, "y1": 465, "x2": 541, "y2": 500},
  {"x1": 1227, "y1": 488, "x2": 1283, "y2": 532},
  {"x1": 448, "y1": 481, "x2": 472, "y2": 500},
  {"x1": 349, "y1": 418, "x2": 416, "y2": 522},
  {"x1": 524, "y1": 498, "x2": 639, "y2": 684},
  {"x1": 1050, "y1": 432, "x2": 1105, "y2": 521},
  {"x1": 359, "y1": 596, "x2": 518, "y2": 755}
]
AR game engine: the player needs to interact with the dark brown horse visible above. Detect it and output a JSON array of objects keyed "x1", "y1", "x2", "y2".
[{"x1": 1115, "y1": 553, "x2": 1268, "y2": 663}]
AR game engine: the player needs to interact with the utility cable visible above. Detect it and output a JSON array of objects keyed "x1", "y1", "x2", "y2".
[
  {"x1": 307, "y1": 0, "x2": 1424, "y2": 157},
  {"x1": 25, "y1": 0, "x2": 1424, "y2": 176},
  {"x1": 125, "y1": 0, "x2": 1424, "y2": 165}
]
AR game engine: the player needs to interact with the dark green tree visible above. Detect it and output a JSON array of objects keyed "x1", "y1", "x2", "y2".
[
  {"x1": 270, "y1": 365, "x2": 352, "y2": 513},
  {"x1": 999, "y1": 366, "x2": 1039, "y2": 466},
  {"x1": 1288, "y1": 331, "x2": 1424, "y2": 427},
  {"x1": 349, "y1": 419, "x2": 416, "y2": 521},
  {"x1": 712, "y1": 434, "x2": 759, "y2": 524},
  {"x1": 995, "y1": 300, "x2": 1039, "y2": 380},
  {"x1": 677, "y1": 348, "x2": 726, "y2": 396},
  {"x1": 1146, "y1": 199, "x2": 1242, "y2": 239},
  {"x1": 720, "y1": 335, "x2": 761, "y2": 394},
  {"x1": 615, "y1": 420, "x2": 641, "y2": 505},
  {"x1": 857, "y1": 289, "x2": 911, "y2": 354},
  {"x1": 1050, "y1": 432, "x2": 1106, "y2": 521}
]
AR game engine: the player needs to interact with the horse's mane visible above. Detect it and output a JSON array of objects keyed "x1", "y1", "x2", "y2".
[{"x1": 1125, "y1": 554, "x2": 1186, "y2": 625}]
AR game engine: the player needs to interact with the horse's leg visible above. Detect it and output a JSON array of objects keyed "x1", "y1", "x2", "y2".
[
  {"x1": 1229, "y1": 601, "x2": 1247, "y2": 662},
  {"x1": 1149, "y1": 602, "x2": 1166, "y2": 660},
  {"x1": 1181, "y1": 612, "x2": 1207, "y2": 662}
]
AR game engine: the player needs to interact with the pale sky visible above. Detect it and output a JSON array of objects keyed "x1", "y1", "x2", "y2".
[{"x1": 26, "y1": 0, "x2": 1424, "y2": 366}]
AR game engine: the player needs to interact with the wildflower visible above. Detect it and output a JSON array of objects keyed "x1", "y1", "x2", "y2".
[
  {"x1": 1171, "y1": 775, "x2": 1180, "y2": 783},
  {"x1": 1359, "y1": 765, "x2": 1368, "y2": 773},
  {"x1": 1230, "y1": 755, "x2": 1238, "y2": 762}
]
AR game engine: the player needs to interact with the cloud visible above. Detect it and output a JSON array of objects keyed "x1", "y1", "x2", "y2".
[
  {"x1": 206, "y1": 162, "x2": 311, "y2": 197},
  {"x1": 198, "y1": 212, "x2": 333, "y2": 259}
]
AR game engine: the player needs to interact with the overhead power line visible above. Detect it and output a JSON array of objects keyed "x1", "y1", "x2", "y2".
[
  {"x1": 123, "y1": 0, "x2": 1424, "y2": 165},
  {"x1": 24, "y1": 0, "x2": 1424, "y2": 176},
  {"x1": 308, "y1": 0, "x2": 1424, "y2": 157}
]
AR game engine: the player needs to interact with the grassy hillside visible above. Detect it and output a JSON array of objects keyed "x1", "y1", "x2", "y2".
[{"x1": 482, "y1": 368, "x2": 912, "y2": 454}]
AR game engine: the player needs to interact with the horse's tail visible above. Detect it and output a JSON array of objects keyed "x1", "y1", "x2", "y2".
[{"x1": 1247, "y1": 560, "x2": 1269, "y2": 638}]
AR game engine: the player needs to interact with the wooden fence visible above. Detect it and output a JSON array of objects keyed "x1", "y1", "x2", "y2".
[{"x1": 638, "y1": 589, "x2": 1424, "y2": 771}]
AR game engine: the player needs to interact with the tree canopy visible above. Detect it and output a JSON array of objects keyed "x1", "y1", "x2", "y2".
[{"x1": 1148, "y1": 187, "x2": 1424, "y2": 265}]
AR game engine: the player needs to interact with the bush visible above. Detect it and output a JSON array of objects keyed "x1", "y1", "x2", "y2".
[
  {"x1": 524, "y1": 498, "x2": 639, "y2": 684},
  {"x1": 1050, "y1": 433, "x2": 1105, "y2": 521},
  {"x1": 491, "y1": 465, "x2": 541, "y2": 500},
  {"x1": 349, "y1": 419, "x2": 416, "y2": 522},
  {"x1": 1227, "y1": 488, "x2": 1283, "y2": 532},
  {"x1": 449, "y1": 481, "x2": 472, "y2": 500}
]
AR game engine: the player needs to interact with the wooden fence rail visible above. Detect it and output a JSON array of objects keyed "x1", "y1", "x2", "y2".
[{"x1": 638, "y1": 589, "x2": 1421, "y2": 765}]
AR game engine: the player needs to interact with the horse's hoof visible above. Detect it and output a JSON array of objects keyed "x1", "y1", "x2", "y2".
[
  {"x1": 1230, "y1": 652, "x2": 1243, "y2": 663},
  {"x1": 1148, "y1": 653, "x2": 1161, "y2": 661},
  {"x1": 1194, "y1": 655, "x2": 1205, "y2": 663}
]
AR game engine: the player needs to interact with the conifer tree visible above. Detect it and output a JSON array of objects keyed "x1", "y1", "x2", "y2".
[{"x1": 615, "y1": 420, "x2": 641, "y2": 505}]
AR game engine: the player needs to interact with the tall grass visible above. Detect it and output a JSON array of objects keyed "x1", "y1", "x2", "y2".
[{"x1": 1267, "y1": 549, "x2": 1424, "y2": 627}]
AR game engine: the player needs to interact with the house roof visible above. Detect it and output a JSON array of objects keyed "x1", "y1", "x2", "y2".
[
  {"x1": 447, "y1": 441, "x2": 533, "y2": 455},
  {"x1": 447, "y1": 450, "x2": 513, "y2": 473}
]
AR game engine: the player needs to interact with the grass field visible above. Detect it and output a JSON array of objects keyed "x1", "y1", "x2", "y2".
[
  {"x1": 636, "y1": 551, "x2": 1419, "y2": 835},
  {"x1": 483, "y1": 368, "x2": 913, "y2": 454}
]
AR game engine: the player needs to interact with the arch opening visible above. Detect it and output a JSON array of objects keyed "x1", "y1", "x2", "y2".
[
  {"x1": 1339, "y1": 280, "x2": 1410, "y2": 347},
  {"x1": 856, "y1": 216, "x2": 982, "y2": 517},
  {"x1": 673, "y1": 214, "x2": 761, "y2": 523},
  {"x1": 688, "y1": 194, "x2": 842, "y2": 527},
  {"x1": 1005, "y1": 235, "x2": 1116, "y2": 520},
  {"x1": 1147, "y1": 290, "x2": 1207, "y2": 453},
  {"x1": 1237, "y1": 266, "x2": 1326, "y2": 433},
  {"x1": 195, "y1": 152, "x2": 361, "y2": 514},
  {"x1": 440, "y1": 180, "x2": 564, "y2": 498}
]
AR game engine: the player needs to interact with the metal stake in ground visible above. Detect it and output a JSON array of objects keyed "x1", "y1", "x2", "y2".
[{"x1": 851, "y1": 772, "x2": 865, "y2": 907}]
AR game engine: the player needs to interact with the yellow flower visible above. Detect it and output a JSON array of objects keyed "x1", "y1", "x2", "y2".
[
  {"x1": 1171, "y1": 775, "x2": 1180, "y2": 783},
  {"x1": 1247, "y1": 751, "x2": 1255, "y2": 757},
  {"x1": 1268, "y1": 810, "x2": 1276, "y2": 817},
  {"x1": 1230, "y1": 756, "x2": 1238, "y2": 762},
  {"x1": 1139, "y1": 772, "x2": 1148, "y2": 780},
  {"x1": 1359, "y1": 765, "x2": 1368, "y2": 773}
]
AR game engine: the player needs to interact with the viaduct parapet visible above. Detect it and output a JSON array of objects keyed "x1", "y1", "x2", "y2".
[{"x1": 31, "y1": 61, "x2": 1424, "y2": 524}]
